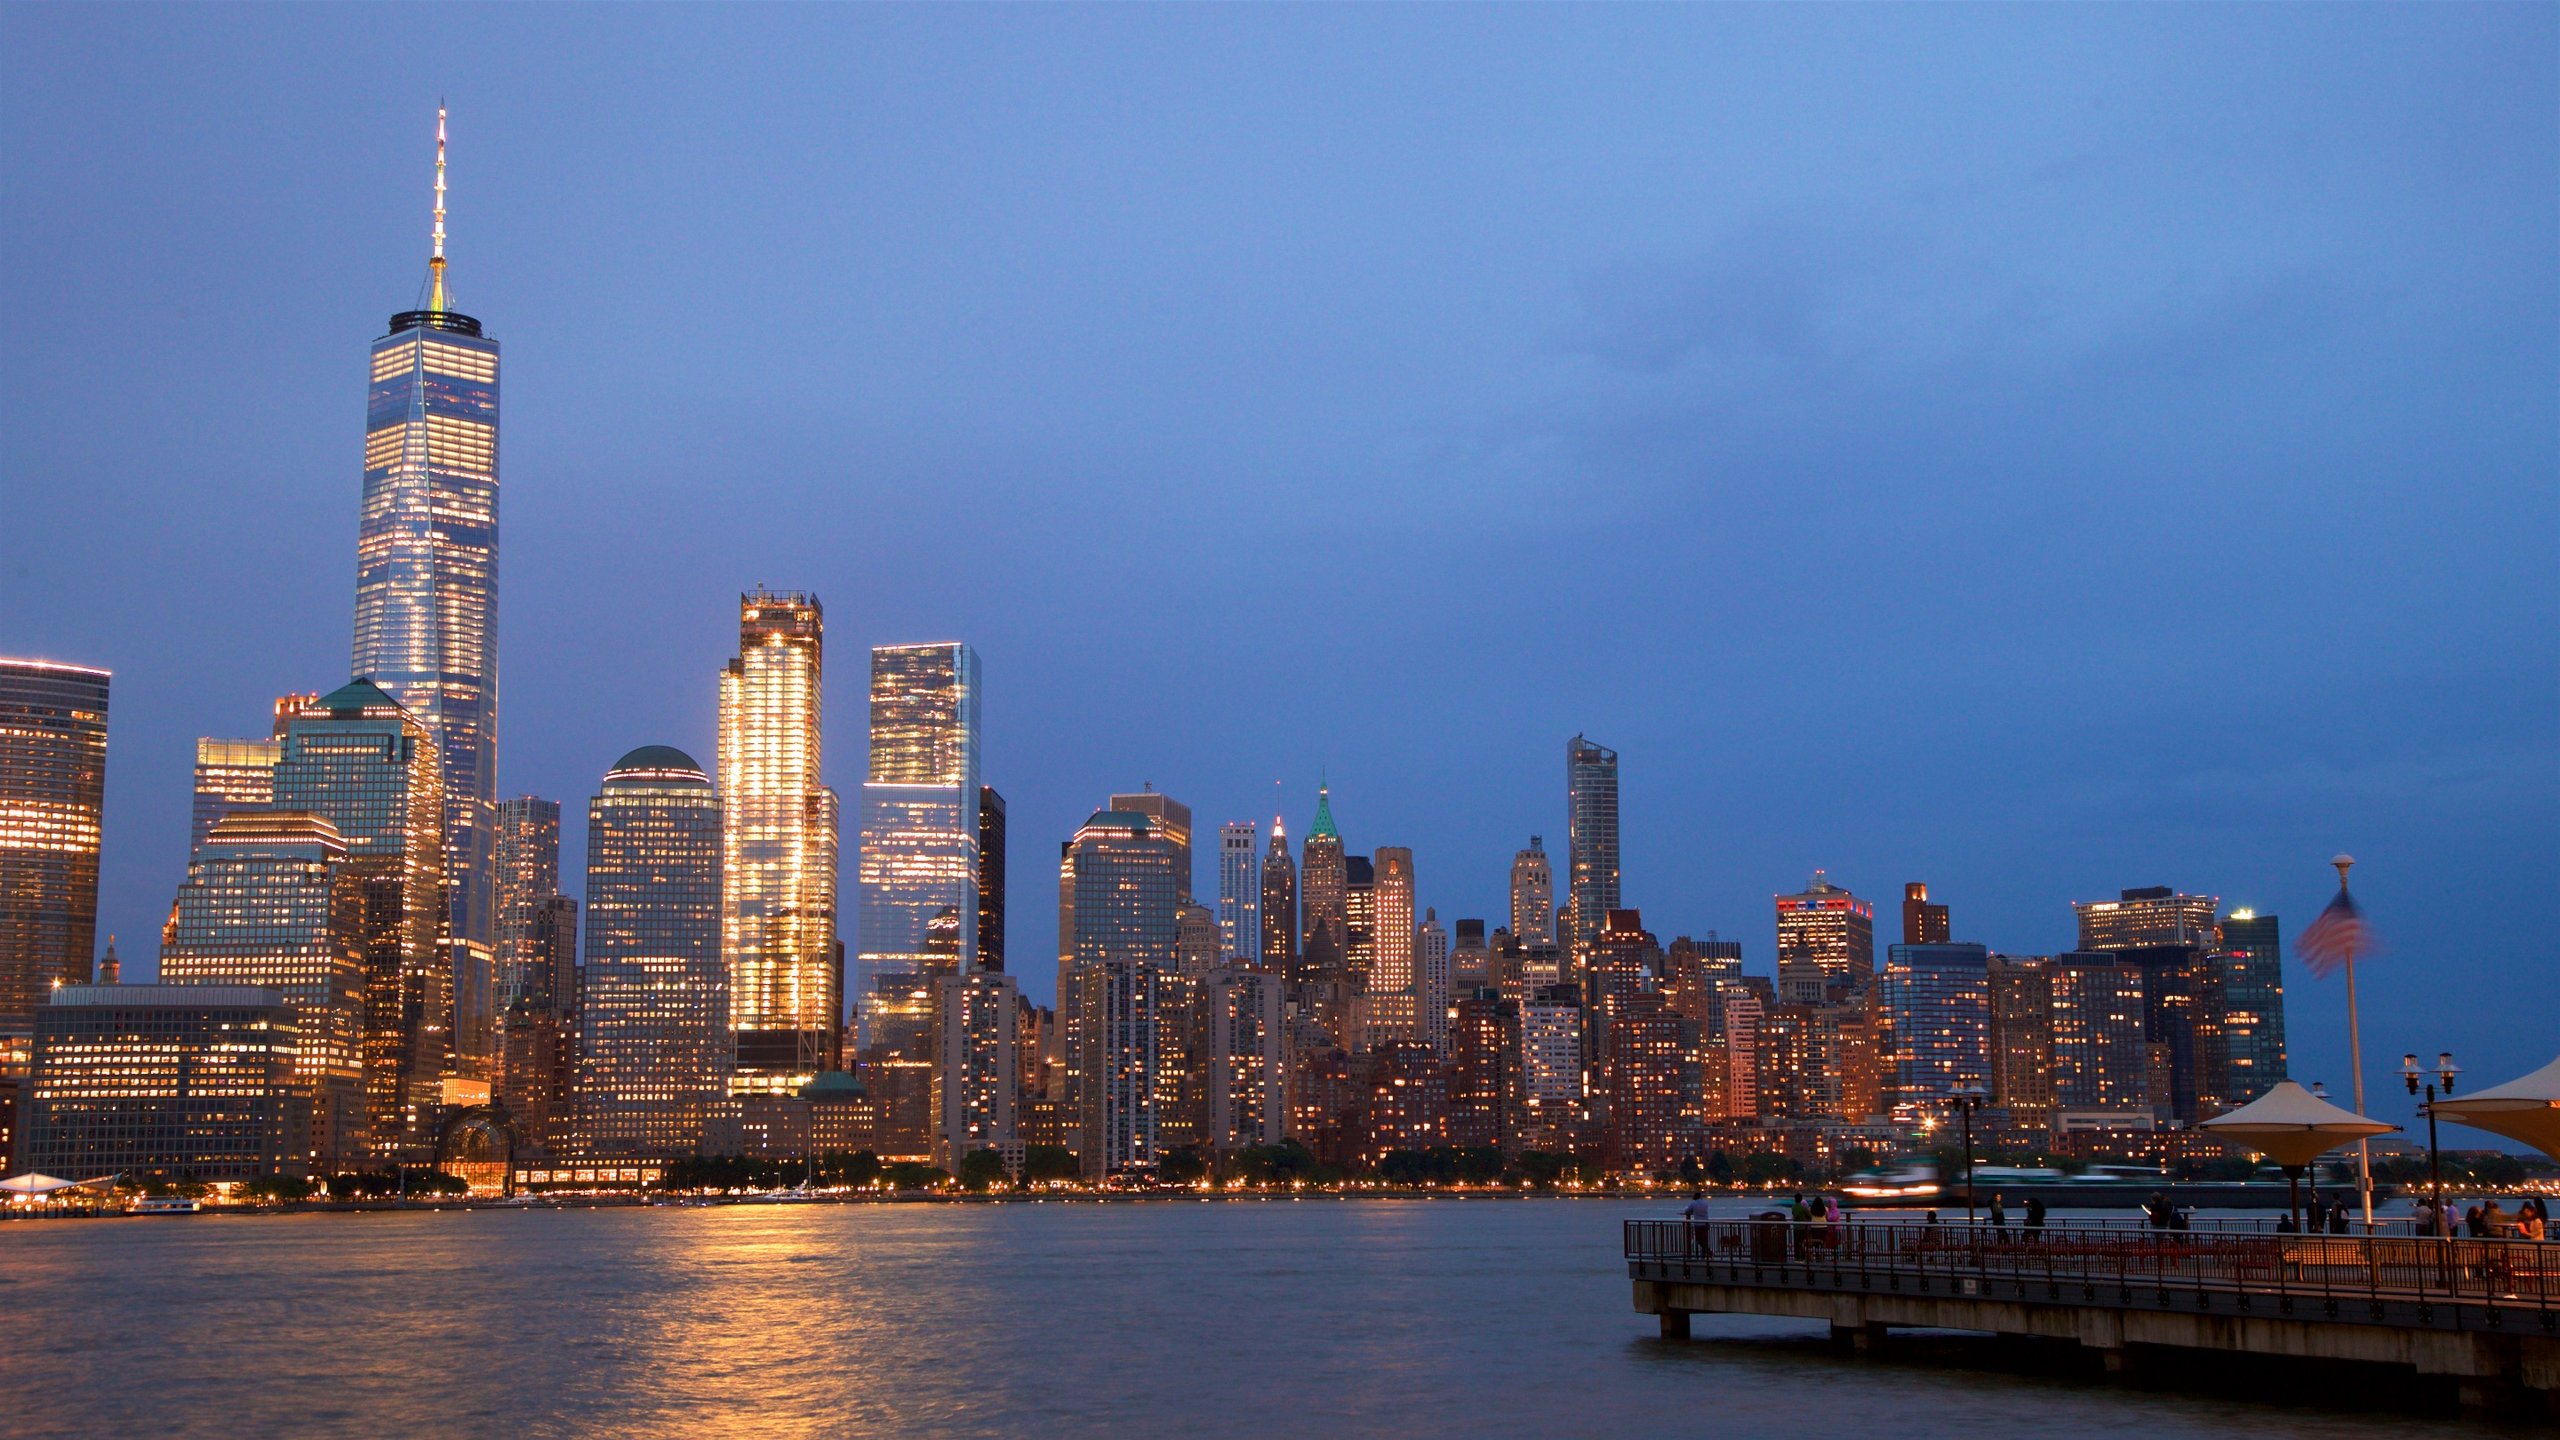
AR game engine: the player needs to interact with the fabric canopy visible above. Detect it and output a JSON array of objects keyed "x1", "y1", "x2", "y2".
[
  {"x1": 1, "y1": 1173, "x2": 89, "y2": 1196},
  {"x1": 2428, "y1": 1054, "x2": 2560, "y2": 1160},
  {"x1": 2199, "y1": 1080, "x2": 2398, "y2": 1169}
]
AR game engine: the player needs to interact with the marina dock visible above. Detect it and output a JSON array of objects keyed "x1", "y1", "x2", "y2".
[{"x1": 1628, "y1": 1219, "x2": 2560, "y2": 1419}]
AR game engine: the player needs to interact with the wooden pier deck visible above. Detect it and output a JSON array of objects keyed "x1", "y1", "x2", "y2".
[{"x1": 1627, "y1": 1218, "x2": 2560, "y2": 1419}]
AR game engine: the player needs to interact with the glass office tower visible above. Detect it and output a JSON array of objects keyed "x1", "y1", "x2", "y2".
[
  {"x1": 581, "y1": 747, "x2": 728, "y2": 1158},
  {"x1": 0, "y1": 658, "x2": 109, "y2": 1035},
  {"x1": 857, "y1": 643, "x2": 981, "y2": 990},
  {"x1": 721, "y1": 591, "x2": 840, "y2": 1092},
  {"x1": 352, "y1": 111, "x2": 502, "y2": 1078},
  {"x1": 274, "y1": 680, "x2": 445, "y2": 1154},
  {"x1": 162, "y1": 810, "x2": 368, "y2": 1168},
  {"x1": 491, "y1": 796, "x2": 561, "y2": 1017},
  {"x1": 1879, "y1": 942, "x2": 1992, "y2": 1112}
]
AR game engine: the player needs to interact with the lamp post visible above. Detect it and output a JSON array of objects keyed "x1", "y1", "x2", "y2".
[
  {"x1": 1950, "y1": 1084, "x2": 1988, "y2": 1226},
  {"x1": 2401, "y1": 1051, "x2": 2460, "y2": 1237}
]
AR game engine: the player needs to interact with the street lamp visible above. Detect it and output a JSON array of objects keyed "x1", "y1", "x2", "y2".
[
  {"x1": 2402, "y1": 1051, "x2": 2461, "y2": 1237},
  {"x1": 1949, "y1": 1084, "x2": 1989, "y2": 1226}
]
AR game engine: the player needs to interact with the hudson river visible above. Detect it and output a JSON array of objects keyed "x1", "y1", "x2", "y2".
[{"x1": 0, "y1": 1198, "x2": 2489, "y2": 1436}]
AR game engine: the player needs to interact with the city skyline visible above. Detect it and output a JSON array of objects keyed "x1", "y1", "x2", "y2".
[{"x1": 1, "y1": 5, "x2": 2552, "y2": 1124}]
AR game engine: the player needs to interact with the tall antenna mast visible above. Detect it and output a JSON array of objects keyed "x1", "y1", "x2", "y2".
[{"x1": 429, "y1": 104, "x2": 449, "y2": 311}]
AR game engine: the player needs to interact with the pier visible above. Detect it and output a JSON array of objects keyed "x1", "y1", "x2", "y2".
[{"x1": 1627, "y1": 1219, "x2": 2560, "y2": 1419}]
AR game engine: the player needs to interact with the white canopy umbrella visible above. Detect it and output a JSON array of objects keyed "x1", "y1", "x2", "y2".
[
  {"x1": 2428, "y1": 1054, "x2": 2560, "y2": 1160},
  {"x1": 2202, "y1": 1080, "x2": 2398, "y2": 1228}
]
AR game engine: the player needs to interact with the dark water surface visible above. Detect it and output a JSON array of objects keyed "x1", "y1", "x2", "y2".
[{"x1": 0, "y1": 1198, "x2": 2500, "y2": 1437}]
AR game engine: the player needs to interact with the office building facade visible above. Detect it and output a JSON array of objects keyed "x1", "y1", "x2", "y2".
[
  {"x1": 1510, "y1": 836, "x2": 1554, "y2": 946},
  {"x1": 580, "y1": 747, "x2": 726, "y2": 1158},
  {"x1": 1775, "y1": 870, "x2": 1874, "y2": 1004},
  {"x1": 0, "y1": 659, "x2": 110, "y2": 1037},
  {"x1": 858, "y1": 643, "x2": 982, "y2": 993},
  {"x1": 721, "y1": 591, "x2": 841, "y2": 1091},
  {"x1": 1217, "y1": 821, "x2": 1259, "y2": 963},
  {"x1": 27, "y1": 985, "x2": 304, "y2": 1181},
  {"x1": 350, "y1": 118, "x2": 502, "y2": 1077}
]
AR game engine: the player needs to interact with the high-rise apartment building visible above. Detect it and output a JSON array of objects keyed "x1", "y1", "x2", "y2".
[
  {"x1": 580, "y1": 747, "x2": 726, "y2": 1158},
  {"x1": 274, "y1": 680, "x2": 444, "y2": 1155},
  {"x1": 1365, "y1": 846, "x2": 1417, "y2": 1047},
  {"x1": 491, "y1": 796, "x2": 561, "y2": 1019},
  {"x1": 161, "y1": 810, "x2": 367, "y2": 1166},
  {"x1": 1510, "y1": 837, "x2": 1554, "y2": 945},
  {"x1": 0, "y1": 659, "x2": 109, "y2": 1036},
  {"x1": 1902, "y1": 883, "x2": 1950, "y2": 946},
  {"x1": 350, "y1": 112, "x2": 502, "y2": 1078},
  {"x1": 2211, "y1": 909, "x2": 2287, "y2": 1110},
  {"x1": 1203, "y1": 965, "x2": 1285, "y2": 1150},
  {"x1": 721, "y1": 590, "x2": 841, "y2": 1092},
  {"x1": 1564, "y1": 737, "x2": 1619, "y2": 968},
  {"x1": 1986, "y1": 955, "x2": 2057, "y2": 1125},
  {"x1": 2074, "y1": 886, "x2": 2219, "y2": 951},
  {"x1": 1217, "y1": 821, "x2": 1260, "y2": 963},
  {"x1": 1775, "y1": 871, "x2": 1874, "y2": 1004},
  {"x1": 190, "y1": 739, "x2": 280, "y2": 853},
  {"x1": 1416, "y1": 908, "x2": 1451, "y2": 1056},
  {"x1": 934, "y1": 968, "x2": 1019, "y2": 1170},
  {"x1": 1066, "y1": 809, "x2": 1181, "y2": 1180},
  {"x1": 978, "y1": 785, "x2": 1006, "y2": 972},
  {"x1": 1520, "y1": 982, "x2": 1584, "y2": 1112},
  {"x1": 1259, "y1": 815, "x2": 1297, "y2": 975},
  {"x1": 1878, "y1": 942, "x2": 1991, "y2": 1112},
  {"x1": 2049, "y1": 953, "x2": 2150, "y2": 1114},
  {"x1": 859, "y1": 643, "x2": 982, "y2": 998}
]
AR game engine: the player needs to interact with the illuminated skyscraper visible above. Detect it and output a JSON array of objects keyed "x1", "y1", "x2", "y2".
[
  {"x1": 1775, "y1": 870, "x2": 1874, "y2": 1004},
  {"x1": 350, "y1": 110, "x2": 502, "y2": 1078},
  {"x1": 0, "y1": 659, "x2": 109, "y2": 1035},
  {"x1": 1509, "y1": 836, "x2": 1553, "y2": 946},
  {"x1": 1110, "y1": 789, "x2": 1192, "y2": 902},
  {"x1": 1878, "y1": 942, "x2": 1991, "y2": 1112},
  {"x1": 978, "y1": 785, "x2": 1006, "y2": 972},
  {"x1": 1987, "y1": 954, "x2": 2056, "y2": 1125},
  {"x1": 580, "y1": 747, "x2": 727, "y2": 1158},
  {"x1": 1299, "y1": 786, "x2": 1346, "y2": 958},
  {"x1": 720, "y1": 590, "x2": 841, "y2": 1093},
  {"x1": 1217, "y1": 821, "x2": 1260, "y2": 962},
  {"x1": 1066, "y1": 809, "x2": 1180, "y2": 1179},
  {"x1": 1902, "y1": 882, "x2": 1949, "y2": 946},
  {"x1": 27, "y1": 985, "x2": 304, "y2": 1182},
  {"x1": 1365, "y1": 846, "x2": 1416, "y2": 1047},
  {"x1": 2049, "y1": 952, "x2": 2150, "y2": 1113},
  {"x1": 274, "y1": 679, "x2": 444, "y2": 1153},
  {"x1": 1564, "y1": 737, "x2": 1619, "y2": 969},
  {"x1": 1259, "y1": 814, "x2": 1297, "y2": 974},
  {"x1": 1416, "y1": 908, "x2": 1451, "y2": 1056},
  {"x1": 2210, "y1": 909, "x2": 2287, "y2": 1109},
  {"x1": 491, "y1": 796, "x2": 561, "y2": 1018},
  {"x1": 190, "y1": 739, "x2": 280, "y2": 853},
  {"x1": 161, "y1": 810, "x2": 366, "y2": 1166},
  {"x1": 2073, "y1": 886, "x2": 2220, "y2": 951},
  {"x1": 934, "y1": 967, "x2": 1019, "y2": 1169},
  {"x1": 857, "y1": 643, "x2": 982, "y2": 991}
]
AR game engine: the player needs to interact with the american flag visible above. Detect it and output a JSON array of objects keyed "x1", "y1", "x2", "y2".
[{"x1": 2295, "y1": 888, "x2": 2373, "y2": 980}]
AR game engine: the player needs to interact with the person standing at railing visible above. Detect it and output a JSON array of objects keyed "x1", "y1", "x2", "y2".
[
  {"x1": 2024, "y1": 1195, "x2": 2047, "y2": 1232},
  {"x1": 1683, "y1": 1189, "x2": 1714, "y2": 1255},
  {"x1": 1988, "y1": 1193, "x2": 2007, "y2": 1230},
  {"x1": 2519, "y1": 1198, "x2": 2547, "y2": 1241}
]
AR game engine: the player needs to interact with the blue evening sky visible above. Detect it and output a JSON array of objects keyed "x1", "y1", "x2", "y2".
[{"x1": 3, "y1": 6, "x2": 2553, "y2": 1136}]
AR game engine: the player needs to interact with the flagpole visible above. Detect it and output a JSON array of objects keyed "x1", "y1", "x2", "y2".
[{"x1": 2334, "y1": 854, "x2": 2372, "y2": 1229}]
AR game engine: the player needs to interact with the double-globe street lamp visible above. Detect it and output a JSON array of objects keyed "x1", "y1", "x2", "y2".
[{"x1": 2402, "y1": 1051, "x2": 2461, "y2": 1237}]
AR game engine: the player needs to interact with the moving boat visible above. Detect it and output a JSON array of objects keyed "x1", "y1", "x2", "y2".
[{"x1": 126, "y1": 1195, "x2": 201, "y2": 1215}]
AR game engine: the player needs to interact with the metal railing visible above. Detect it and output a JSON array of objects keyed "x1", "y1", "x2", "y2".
[{"x1": 1626, "y1": 1219, "x2": 2560, "y2": 1328}]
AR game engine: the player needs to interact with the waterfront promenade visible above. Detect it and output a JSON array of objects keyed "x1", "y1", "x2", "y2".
[{"x1": 1629, "y1": 1218, "x2": 2560, "y2": 1419}]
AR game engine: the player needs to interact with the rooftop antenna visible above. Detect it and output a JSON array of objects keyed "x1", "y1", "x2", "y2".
[{"x1": 429, "y1": 102, "x2": 449, "y2": 312}]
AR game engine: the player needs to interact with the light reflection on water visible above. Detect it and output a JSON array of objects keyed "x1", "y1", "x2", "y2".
[{"x1": 0, "y1": 1199, "x2": 2487, "y2": 1438}]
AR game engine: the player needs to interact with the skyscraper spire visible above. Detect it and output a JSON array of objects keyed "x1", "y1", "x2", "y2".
[{"x1": 429, "y1": 104, "x2": 449, "y2": 312}]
